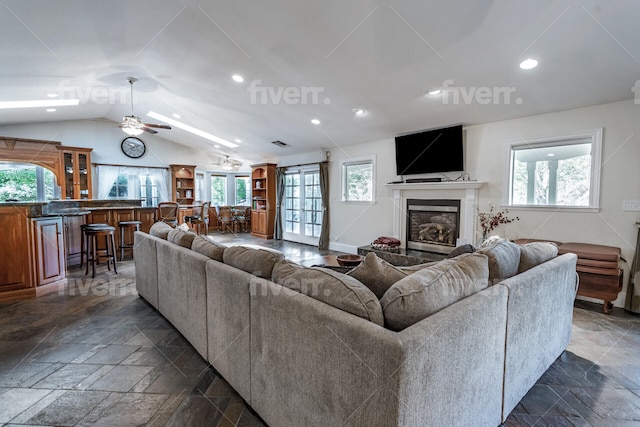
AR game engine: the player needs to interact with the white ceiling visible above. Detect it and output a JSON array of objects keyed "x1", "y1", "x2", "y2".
[{"x1": 1, "y1": 0, "x2": 638, "y2": 165}]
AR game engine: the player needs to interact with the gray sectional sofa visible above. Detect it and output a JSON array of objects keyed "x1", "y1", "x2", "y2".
[{"x1": 135, "y1": 225, "x2": 578, "y2": 427}]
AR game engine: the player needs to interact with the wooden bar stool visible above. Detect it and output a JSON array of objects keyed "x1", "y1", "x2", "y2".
[
  {"x1": 80, "y1": 223, "x2": 110, "y2": 268},
  {"x1": 85, "y1": 226, "x2": 118, "y2": 278},
  {"x1": 118, "y1": 220, "x2": 142, "y2": 261}
]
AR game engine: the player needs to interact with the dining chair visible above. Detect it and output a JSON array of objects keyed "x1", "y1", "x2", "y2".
[
  {"x1": 157, "y1": 201, "x2": 179, "y2": 227},
  {"x1": 187, "y1": 201, "x2": 210, "y2": 234},
  {"x1": 218, "y1": 206, "x2": 235, "y2": 234}
]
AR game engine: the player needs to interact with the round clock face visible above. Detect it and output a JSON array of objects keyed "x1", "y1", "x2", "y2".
[{"x1": 121, "y1": 137, "x2": 146, "y2": 159}]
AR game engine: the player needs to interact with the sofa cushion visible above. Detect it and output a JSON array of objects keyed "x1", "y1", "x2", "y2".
[
  {"x1": 167, "y1": 228, "x2": 197, "y2": 248},
  {"x1": 398, "y1": 261, "x2": 440, "y2": 274},
  {"x1": 347, "y1": 252, "x2": 408, "y2": 299},
  {"x1": 380, "y1": 253, "x2": 489, "y2": 331},
  {"x1": 223, "y1": 245, "x2": 284, "y2": 279},
  {"x1": 272, "y1": 259, "x2": 384, "y2": 325},
  {"x1": 191, "y1": 235, "x2": 226, "y2": 262},
  {"x1": 476, "y1": 240, "x2": 521, "y2": 283},
  {"x1": 149, "y1": 221, "x2": 172, "y2": 239},
  {"x1": 518, "y1": 242, "x2": 559, "y2": 273}
]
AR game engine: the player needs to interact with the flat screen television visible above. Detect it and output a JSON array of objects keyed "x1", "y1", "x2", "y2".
[{"x1": 395, "y1": 124, "x2": 464, "y2": 175}]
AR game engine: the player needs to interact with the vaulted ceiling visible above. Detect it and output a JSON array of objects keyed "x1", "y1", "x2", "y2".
[{"x1": 1, "y1": 0, "x2": 638, "y2": 165}]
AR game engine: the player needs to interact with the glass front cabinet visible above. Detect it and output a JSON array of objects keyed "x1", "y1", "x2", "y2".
[{"x1": 57, "y1": 146, "x2": 93, "y2": 199}]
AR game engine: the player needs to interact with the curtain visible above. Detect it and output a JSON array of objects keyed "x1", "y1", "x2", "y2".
[
  {"x1": 318, "y1": 161, "x2": 330, "y2": 250},
  {"x1": 273, "y1": 167, "x2": 286, "y2": 240},
  {"x1": 96, "y1": 165, "x2": 169, "y2": 203}
]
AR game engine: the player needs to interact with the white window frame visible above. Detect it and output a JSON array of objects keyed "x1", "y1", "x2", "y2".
[
  {"x1": 505, "y1": 128, "x2": 602, "y2": 211},
  {"x1": 341, "y1": 156, "x2": 376, "y2": 203}
]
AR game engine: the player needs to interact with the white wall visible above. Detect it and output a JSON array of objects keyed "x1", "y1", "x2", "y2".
[{"x1": 325, "y1": 99, "x2": 640, "y2": 307}]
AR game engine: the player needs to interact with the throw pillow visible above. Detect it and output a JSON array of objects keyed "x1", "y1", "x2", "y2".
[
  {"x1": 223, "y1": 245, "x2": 284, "y2": 279},
  {"x1": 272, "y1": 259, "x2": 384, "y2": 325},
  {"x1": 149, "y1": 221, "x2": 172, "y2": 239},
  {"x1": 518, "y1": 242, "x2": 559, "y2": 273},
  {"x1": 398, "y1": 261, "x2": 440, "y2": 274},
  {"x1": 167, "y1": 228, "x2": 197, "y2": 248},
  {"x1": 475, "y1": 240, "x2": 521, "y2": 284},
  {"x1": 347, "y1": 253, "x2": 408, "y2": 299},
  {"x1": 190, "y1": 235, "x2": 226, "y2": 262},
  {"x1": 446, "y1": 244, "x2": 475, "y2": 258},
  {"x1": 380, "y1": 253, "x2": 489, "y2": 331}
]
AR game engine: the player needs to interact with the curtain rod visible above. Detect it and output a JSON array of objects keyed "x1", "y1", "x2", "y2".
[
  {"x1": 280, "y1": 160, "x2": 328, "y2": 168},
  {"x1": 93, "y1": 162, "x2": 169, "y2": 170}
]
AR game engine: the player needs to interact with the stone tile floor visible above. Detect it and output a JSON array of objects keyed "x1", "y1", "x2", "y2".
[{"x1": 0, "y1": 233, "x2": 639, "y2": 426}]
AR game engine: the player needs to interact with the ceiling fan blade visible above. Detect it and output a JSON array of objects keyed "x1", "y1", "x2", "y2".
[
  {"x1": 142, "y1": 123, "x2": 171, "y2": 129},
  {"x1": 142, "y1": 127, "x2": 158, "y2": 134}
]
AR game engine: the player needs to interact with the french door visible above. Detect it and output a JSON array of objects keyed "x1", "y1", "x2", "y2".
[{"x1": 282, "y1": 169, "x2": 323, "y2": 246}]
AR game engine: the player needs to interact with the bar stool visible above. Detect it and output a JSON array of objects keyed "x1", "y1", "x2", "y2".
[
  {"x1": 118, "y1": 220, "x2": 142, "y2": 261},
  {"x1": 80, "y1": 223, "x2": 110, "y2": 268},
  {"x1": 85, "y1": 226, "x2": 118, "y2": 278}
]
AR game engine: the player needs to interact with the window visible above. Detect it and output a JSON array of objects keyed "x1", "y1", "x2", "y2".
[
  {"x1": 108, "y1": 174, "x2": 158, "y2": 207},
  {"x1": 508, "y1": 129, "x2": 602, "y2": 209},
  {"x1": 235, "y1": 175, "x2": 250, "y2": 206},
  {"x1": 196, "y1": 173, "x2": 204, "y2": 202},
  {"x1": 342, "y1": 158, "x2": 374, "y2": 202},
  {"x1": 0, "y1": 162, "x2": 56, "y2": 202},
  {"x1": 211, "y1": 175, "x2": 226, "y2": 206}
]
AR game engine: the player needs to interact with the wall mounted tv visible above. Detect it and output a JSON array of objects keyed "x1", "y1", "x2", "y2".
[{"x1": 395, "y1": 124, "x2": 464, "y2": 175}]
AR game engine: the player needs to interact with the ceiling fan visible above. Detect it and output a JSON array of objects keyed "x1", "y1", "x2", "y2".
[
  {"x1": 119, "y1": 77, "x2": 171, "y2": 136},
  {"x1": 211, "y1": 154, "x2": 240, "y2": 171}
]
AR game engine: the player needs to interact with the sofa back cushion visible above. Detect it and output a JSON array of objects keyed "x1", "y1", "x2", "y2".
[
  {"x1": 167, "y1": 228, "x2": 197, "y2": 248},
  {"x1": 518, "y1": 242, "x2": 559, "y2": 273},
  {"x1": 347, "y1": 252, "x2": 408, "y2": 299},
  {"x1": 223, "y1": 245, "x2": 284, "y2": 279},
  {"x1": 380, "y1": 253, "x2": 489, "y2": 331},
  {"x1": 476, "y1": 240, "x2": 521, "y2": 283},
  {"x1": 272, "y1": 259, "x2": 384, "y2": 325},
  {"x1": 149, "y1": 221, "x2": 172, "y2": 239},
  {"x1": 191, "y1": 235, "x2": 226, "y2": 262}
]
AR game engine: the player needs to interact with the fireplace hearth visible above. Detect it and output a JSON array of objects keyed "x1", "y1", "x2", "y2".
[{"x1": 406, "y1": 199, "x2": 460, "y2": 254}]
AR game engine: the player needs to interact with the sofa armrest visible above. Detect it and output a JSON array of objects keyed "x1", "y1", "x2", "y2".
[
  {"x1": 498, "y1": 252, "x2": 578, "y2": 420},
  {"x1": 395, "y1": 285, "x2": 508, "y2": 427}
]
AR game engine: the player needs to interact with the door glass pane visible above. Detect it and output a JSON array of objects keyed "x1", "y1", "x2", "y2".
[
  {"x1": 78, "y1": 153, "x2": 89, "y2": 199},
  {"x1": 63, "y1": 152, "x2": 74, "y2": 199}
]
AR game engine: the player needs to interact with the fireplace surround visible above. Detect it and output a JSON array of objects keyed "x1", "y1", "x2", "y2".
[{"x1": 385, "y1": 181, "x2": 486, "y2": 253}]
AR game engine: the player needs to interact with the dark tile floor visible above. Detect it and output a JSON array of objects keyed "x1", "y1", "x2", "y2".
[{"x1": 1, "y1": 233, "x2": 639, "y2": 426}]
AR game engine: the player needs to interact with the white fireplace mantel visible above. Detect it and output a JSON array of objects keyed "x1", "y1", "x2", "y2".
[{"x1": 385, "y1": 181, "x2": 486, "y2": 248}]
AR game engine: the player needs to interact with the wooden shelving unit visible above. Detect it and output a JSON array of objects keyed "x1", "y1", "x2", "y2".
[
  {"x1": 57, "y1": 146, "x2": 93, "y2": 199},
  {"x1": 170, "y1": 164, "x2": 196, "y2": 205},
  {"x1": 251, "y1": 163, "x2": 276, "y2": 239}
]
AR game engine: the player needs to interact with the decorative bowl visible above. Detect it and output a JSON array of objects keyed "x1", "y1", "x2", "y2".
[{"x1": 336, "y1": 254, "x2": 364, "y2": 267}]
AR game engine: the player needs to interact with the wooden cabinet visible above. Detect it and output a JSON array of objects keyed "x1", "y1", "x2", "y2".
[
  {"x1": 0, "y1": 206, "x2": 34, "y2": 292},
  {"x1": 63, "y1": 215, "x2": 87, "y2": 267},
  {"x1": 32, "y1": 217, "x2": 66, "y2": 286},
  {"x1": 57, "y1": 146, "x2": 93, "y2": 199},
  {"x1": 137, "y1": 208, "x2": 156, "y2": 233},
  {"x1": 171, "y1": 164, "x2": 196, "y2": 205},
  {"x1": 251, "y1": 163, "x2": 276, "y2": 239}
]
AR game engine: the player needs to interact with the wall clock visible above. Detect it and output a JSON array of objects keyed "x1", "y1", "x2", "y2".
[{"x1": 121, "y1": 137, "x2": 146, "y2": 159}]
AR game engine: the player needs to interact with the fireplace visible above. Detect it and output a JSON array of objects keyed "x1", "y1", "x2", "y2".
[{"x1": 406, "y1": 199, "x2": 461, "y2": 254}]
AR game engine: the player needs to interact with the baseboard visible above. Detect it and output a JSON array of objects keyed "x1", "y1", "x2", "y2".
[{"x1": 328, "y1": 241, "x2": 359, "y2": 254}]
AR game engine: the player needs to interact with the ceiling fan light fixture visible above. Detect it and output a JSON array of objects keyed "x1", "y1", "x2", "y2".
[
  {"x1": 122, "y1": 126, "x2": 144, "y2": 136},
  {"x1": 221, "y1": 155, "x2": 234, "y2": 170}
]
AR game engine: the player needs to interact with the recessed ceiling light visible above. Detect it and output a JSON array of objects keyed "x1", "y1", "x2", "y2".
[
  {"x1": 147, "y1": 111, "x2": 239, "y2": 148},
  {"x1": 234, "y1": 138, "x2": 242, "y2": 143},
  {"x1": 353, "y1": 108, "x2": 366, "y2": 116},
  {"x1": 214, "y1": 145, "x2": 220, "y2": 148},
  {"x1": 232, "y1": 74, "x2": 244, "y2": 83},
  {"x1": 519, "y1": 58, "x2": 538, "y2": 70},
  {"x1": 427, "y1": 88, "x2": 442, "y2": 96},
  {"x1": 47, "y1": 93, "x2": 58, "y2": 98},
  {"x1": 172, "y1": 113, "x2": 181, "y2": 119},
  {"x1": 547, "y1": 153, "x2": 555, "y2": 157},
  {"x1": 0, "y1": 99, "x2": 80, "y2": 109},
  {"x1": 46, "y1": 108, "x2": 56, "y2": 112},
  {"x1": 311, "y1": 118, "x2": 321, "y2": 125}
]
